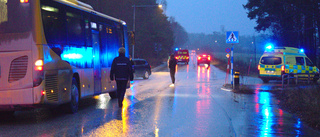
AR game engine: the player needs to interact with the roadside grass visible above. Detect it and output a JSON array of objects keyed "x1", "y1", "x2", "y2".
[
  {"x1": 275, "y1": 85, "x2": 320, "y2": 130},
  {"x1": 214, "y1": 57, "x2": 320, "y2": 131}
]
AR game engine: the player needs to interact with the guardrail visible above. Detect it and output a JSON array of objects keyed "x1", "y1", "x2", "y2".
[{"x1": 282, "y1": 73, "x2": 315, "y2": 89}]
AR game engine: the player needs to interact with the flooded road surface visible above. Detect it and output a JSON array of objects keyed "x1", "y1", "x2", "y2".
[{"x1": 0, "y1": 55, "x2": 319, "y2": 137}]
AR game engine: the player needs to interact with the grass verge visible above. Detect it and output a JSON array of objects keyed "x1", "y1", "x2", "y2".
[
  {"x1": 215, "y1": 57, "x2": 320, "y2": 131},
  {"x1": 274, "y1": 85, "x2": 320, "y2": 130}
]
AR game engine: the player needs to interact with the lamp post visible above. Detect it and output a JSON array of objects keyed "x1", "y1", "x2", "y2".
[{"x1": 132, "y1": 4, "x2": 162, "y2": 59}]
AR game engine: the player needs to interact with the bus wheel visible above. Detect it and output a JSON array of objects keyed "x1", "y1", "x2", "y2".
[
  {"x1": 143, "y1": 71, "x2": 149, "y2": 79},
  {"x1": 68, "y1": 78, "x2": 79, "y2": 114},
  {"x1": 109, "y1": 91, "x2": 117, "y2": 99}
]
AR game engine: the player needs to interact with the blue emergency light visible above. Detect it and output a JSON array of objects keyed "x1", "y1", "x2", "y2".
[
  {"x1": 265, "y1": 43, "x2": 274, "y2": 52},
  {"x1": 175, "y1": 48, "x2": 179, "y2": 51},
  {"x1": 299, "y1": 49, "x2": 304, "y2": 53}
]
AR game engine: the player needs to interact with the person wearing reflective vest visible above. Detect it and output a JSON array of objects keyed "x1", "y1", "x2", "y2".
[{"x1": 110, "y1": 47, "x2": 134, "y2": 107}]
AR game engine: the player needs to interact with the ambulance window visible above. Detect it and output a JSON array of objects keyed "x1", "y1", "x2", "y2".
[
  {"x1": 260, "y1": 57, "x2": 282, "y2": 65},
  {"x1": 306, "y1": 58, "x2": 314, "y2": 66},
  {"x1": 296, "y1": 57, "x2": 304, "y2": 65},
  {"x1": 285, "y1": 57, "x2": 295, "y2": 65}
]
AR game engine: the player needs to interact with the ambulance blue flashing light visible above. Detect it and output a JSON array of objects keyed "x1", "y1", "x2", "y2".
[
  {"x1": 265, "y1": 43, "x2": 274, "y2": 52},
  {"x1": 175, "y1": 48, "x2": 179, "y2": 51},
  {"x1": 299, "y1": 49, "x2": 304, "y2": 53}
]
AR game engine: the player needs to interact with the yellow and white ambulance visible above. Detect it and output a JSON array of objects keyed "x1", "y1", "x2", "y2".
[{"x1": 258, "y1": 46, "x2": 319, "y2": 83}]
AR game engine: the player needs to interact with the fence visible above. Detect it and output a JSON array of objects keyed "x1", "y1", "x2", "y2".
[{"x1": 282, "y1": 73, "x2": 317, "y2": 89}]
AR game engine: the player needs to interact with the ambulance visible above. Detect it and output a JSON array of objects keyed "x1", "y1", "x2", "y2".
[
  {"x1": 174, "y1": 49, "x2": 190, "y2": 64},
  {"x1": 258, "y1": 45, "x2": 319, "y2": 83}
]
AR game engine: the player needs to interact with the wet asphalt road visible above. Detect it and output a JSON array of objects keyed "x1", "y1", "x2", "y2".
[{"x1": 0, "y1": 55, "x2": 320, "y2": 137}]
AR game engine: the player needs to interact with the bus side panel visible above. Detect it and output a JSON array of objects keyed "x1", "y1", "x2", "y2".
[
  {"x1": 101, "y1": 67, "x2": 115, "y2": 93},
  {"x1": 0, "y1": 88, "x2": 34, "y2": 106},
  {"x1": 77, "y1": 69, "x2": 94, "y2": 97}
]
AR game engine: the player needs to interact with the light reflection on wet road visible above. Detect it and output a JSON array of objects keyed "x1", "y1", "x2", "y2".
[{"x1": 0, "y1": 56, "x2": 320, "y2": 137}]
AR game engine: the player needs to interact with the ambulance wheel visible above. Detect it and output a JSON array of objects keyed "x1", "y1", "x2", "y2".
[
  {"x1": 313, "y1": 74, "x2": 319, "y2": 83},
  {"x1": 262, "y1": 78, "x2": 269, "y2": 83}
]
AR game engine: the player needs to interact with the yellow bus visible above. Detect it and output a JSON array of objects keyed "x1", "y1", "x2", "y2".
[{"x1": 0, "y1": 0, "x2": 129, "y2": 113}]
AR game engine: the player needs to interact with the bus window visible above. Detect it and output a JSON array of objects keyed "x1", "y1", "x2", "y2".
[
  {"x1": 66, "y1": 11, "x2": 85, "y2": 46},
  {"x1": 84, "y1": 19, "x2": 92, "y2": 47},
  {"x1": 41, "y1": 4, "x2": 67, "y2": 44}
]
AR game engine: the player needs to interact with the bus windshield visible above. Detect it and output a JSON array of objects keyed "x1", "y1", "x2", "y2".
[{"x1": 0, "y1": 0, "x2": 32, "y2": 33}]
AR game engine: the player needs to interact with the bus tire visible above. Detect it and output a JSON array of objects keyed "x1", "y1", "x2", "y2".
[
  {"x1": 109, "y1": 91, "x2": 117, "y2": 99},
  {"x1": 68, "y1": 78, "x2": 79, "y2": 114}
]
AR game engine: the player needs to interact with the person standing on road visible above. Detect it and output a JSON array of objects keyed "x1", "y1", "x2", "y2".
[
  {"x1": 110, "y1": 47, "x2": 134, "y2": 107},
  {"x1": 168, "y1": 54, "x2": 177, "y2": 87}
]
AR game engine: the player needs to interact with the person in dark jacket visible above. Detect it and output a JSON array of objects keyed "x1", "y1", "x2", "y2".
[
  {"x1": 168, "y1": 54, "x2": 177, "y2": 86},
  {"x1": 110, "y1": 47, "x2": 134, "y2": 107}
]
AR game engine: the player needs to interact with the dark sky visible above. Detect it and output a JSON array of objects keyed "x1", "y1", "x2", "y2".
[{"x1": 165, "y1": 0, "x2": 257, "y2": 36}]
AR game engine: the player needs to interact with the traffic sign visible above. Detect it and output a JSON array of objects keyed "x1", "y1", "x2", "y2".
[
  {"x1": 226, "y1": 31, "x2": 239, "y2": 44},
  {"x1": 225, "y1": 48, "x2": 231, "y2": 53}
]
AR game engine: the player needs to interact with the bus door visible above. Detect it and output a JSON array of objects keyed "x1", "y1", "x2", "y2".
[{"x1": 92, "y1": 30, "x2": 102, "y2": 95}]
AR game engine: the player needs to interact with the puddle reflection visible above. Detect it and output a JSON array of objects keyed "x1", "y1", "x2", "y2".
[
  {"x1": 197, "y1": 66, "x2": 211, "y2": 82},
  {"x1": 254, "y1": 87, "x2": 302, "y2": 136}
]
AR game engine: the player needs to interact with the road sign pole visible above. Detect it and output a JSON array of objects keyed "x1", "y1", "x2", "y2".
[{"x1": 231, "y1": 45, "x2": 234, "y2": 85}]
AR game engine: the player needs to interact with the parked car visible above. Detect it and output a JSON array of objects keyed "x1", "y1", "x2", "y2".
[
  {"x1": 197, "y1": 54, "x2": 211, "y2": 66},
  {"x1": 132, "y1": 59, "x2": 152, "y2": 79}
]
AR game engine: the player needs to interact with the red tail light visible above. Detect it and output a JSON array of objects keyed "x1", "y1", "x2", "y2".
[
  {"x1": 281, "y1": 65, "x2": 285, "y2": 71},
  {"x1": 175, "y1": 56, "x2": 179, "y2": 59},
  {"x1": 208, "y1": 56, "x2": 211, "y2": 61},
  {"x1": 35, "y1": 60, "x2": 43, "y2": 71},
  {"x1": 20, "y1": 0, "x2": 29, "y2": 3},
  {"x1": 258, "y1": 65, "x2": 260, "y2": 70},
  {"x1": 33, "y1": 59, "x2": 44, "y2": 87}
]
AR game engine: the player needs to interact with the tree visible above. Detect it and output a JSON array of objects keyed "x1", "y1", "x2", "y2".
[
  {"x1": 169, "y1": 17, "x2": 189, "y2": 50},
  {"x1": 79, "y1": 0, "x2": 174, "y2": 65},
  {"x1": 243, "y1": 0, "x2": 320, "y2": 66}
]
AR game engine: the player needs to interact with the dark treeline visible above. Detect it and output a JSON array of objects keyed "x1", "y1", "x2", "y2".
[
  {"x1": 182, "y1": 30, "x2": 269, "y2": 57},
  {"x1": 244, "y1": 0, "x2": 320, "y2": 67},
  {"x1": 79, "y1": 0, "x2": 188, "y2": 65}
]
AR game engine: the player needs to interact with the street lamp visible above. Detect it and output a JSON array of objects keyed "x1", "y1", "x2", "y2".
[{"x1": 132, "y1": 4, "x2": 162, "y2": 59}]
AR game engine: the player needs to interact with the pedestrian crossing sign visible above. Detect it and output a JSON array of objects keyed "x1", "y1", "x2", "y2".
[{"x1": 226, "y1": 31, "x2": 239, "y2": 44}]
